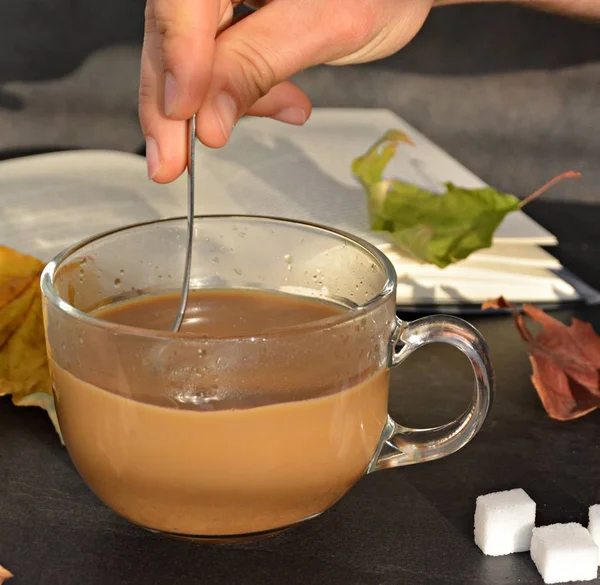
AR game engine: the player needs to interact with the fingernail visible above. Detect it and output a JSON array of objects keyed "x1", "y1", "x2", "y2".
[
  {"x1": 271, "y1": 108, "x2": 307, "y2": 126},
  {"x1": 213, "y1": 93, "x2": 238, "y2": 140},
  {"x1": 164, "y1": 72, "x2": 178, "y2": 117},
  {"x1": 145, "y1": 137, "x2": 161, "y2": 179}
]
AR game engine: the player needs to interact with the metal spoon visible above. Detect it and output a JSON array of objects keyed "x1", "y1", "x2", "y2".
[
  {"x1": 170, "y1": 4, "x2": 260, "y2": 328},
  {"x1": 171, "y1": 114, "x2": 196, "y2": 332}
]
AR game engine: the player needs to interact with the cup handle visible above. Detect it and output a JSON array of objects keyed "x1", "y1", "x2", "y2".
[{"x1": 368, "y1": 315, "x2": 495, "y2": 473}]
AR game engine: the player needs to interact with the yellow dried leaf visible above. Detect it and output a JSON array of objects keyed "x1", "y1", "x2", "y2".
[
  {"x1": 0, "y1": 245, "x2": 43, "y2": 297},
  {"x1": 0, "y1": 246, "x2": 45, "y2": 345},
  {"x1": 0, "y1": 279, "x2": 38, "y2": 348},
  {"x1": 0, "y1": 246, "x2": 61, "y2": 440}
]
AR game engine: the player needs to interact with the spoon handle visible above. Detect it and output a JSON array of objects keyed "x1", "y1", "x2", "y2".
[{"x1": 171, "y1": 114, "x2": 196, "y2": 332}]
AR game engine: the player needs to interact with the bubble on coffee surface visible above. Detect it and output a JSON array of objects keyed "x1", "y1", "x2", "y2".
[
  {"x1": 164, "y1": 365, "x2": 223, "y2": 409},
  {"x1": 173, "y1": 386, "x2": 220, "y2": 408}
]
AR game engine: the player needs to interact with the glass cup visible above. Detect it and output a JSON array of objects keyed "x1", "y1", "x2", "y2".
[{"x1": 41, "y1": 216, "x2": 494, "y2": 542}]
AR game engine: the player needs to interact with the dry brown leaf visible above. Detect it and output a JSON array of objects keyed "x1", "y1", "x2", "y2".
[
  {"x1": 0, "y1": 564, "x2": 13, "y2": 583},
  {"x1": 483, "y1": 296, "x2": 600, "y2": 420},
  {"x1": 0, "y1": 278, "x2": 38, "y2": 348},
  {"x1": 0, "y1": 246, "x2": 61, "y2": 439},
  {"x1": 481, "y1": 296, "x2": 513, "y2": 311},
  {"x1": 0, "y1": 246, "x2": 44, "y2": 346},
  {"x1": 0, "y1": 245, "x2": 43, "y2": 297}
]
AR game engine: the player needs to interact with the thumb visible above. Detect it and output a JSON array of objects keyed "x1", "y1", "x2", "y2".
[{"x1": 196, "y1": 0, "x2": 432, "y2": 147}]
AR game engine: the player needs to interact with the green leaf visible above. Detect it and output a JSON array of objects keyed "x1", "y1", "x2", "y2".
[
  {"x1": 352, "y1": 131, "x2": 521, "y2": 269},
  {"x1": 352, "y1": 130, "x2": 414, "y2": 187},
  {"x1": 379, "y1": 181, "x2": 520, "y2": 268}
]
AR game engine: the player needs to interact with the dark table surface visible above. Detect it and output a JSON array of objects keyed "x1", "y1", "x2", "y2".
[
  {"x1": 0, "y1": 139, "x2": 600, "y2": 585},
  {"x1": 2, "y1": 153, "x2": 600, "y2": 585},
  {"x1": 1, "y1": 294, "x2": 600, "y2": 585}
]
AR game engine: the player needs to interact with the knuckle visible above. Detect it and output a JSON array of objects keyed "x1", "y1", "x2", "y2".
[
  {"x1": 144, "y1": 0, "x2": 157, "y2": 34},
  {"x1": 227, "y1": 39, "x2": 278, "y2": 101},
  {"x1": 138, "y1": 80, "x2": 155, "y2": 132},
  {"x1": 151, "y1": 0, "x2": 193, "y2": 56},
  {"x1": 333, "y1": 0, "x2": 379, "y2": 45},
  {"x1": 153, "y1": 0, "x2": 179, "y2": 34}
]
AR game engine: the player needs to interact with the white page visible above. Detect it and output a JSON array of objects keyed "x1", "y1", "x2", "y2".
[
  {"x1": 464, "y1": 244, "x2": 561, "y2": 269},
  {"x1": 1, "y1": 109, "x2": 587, "y2": 306},
  {"x1": 191, "y1": 109, "x2": 557, "y2": 247},
  {"x1": 395, "y1": 276, "x2": 577, "y2": 305},
  {"x1": 0, "y1": 108, "x2": 557, "y2": 262},
  {"x1": 0, "y1": 151, "x2": 180, "y2": 261},
  {"x1": 384, "y1": 247, "x2": 578, "y2": 303}
]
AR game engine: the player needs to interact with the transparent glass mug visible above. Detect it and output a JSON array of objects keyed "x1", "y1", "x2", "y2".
[{"x1": 41, "y1": 216, "x2": 494, "y2": 542}]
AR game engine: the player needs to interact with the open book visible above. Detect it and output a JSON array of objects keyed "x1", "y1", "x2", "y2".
[{"x1": 0, "y1": 108, "x2": 596, "y2": 309}]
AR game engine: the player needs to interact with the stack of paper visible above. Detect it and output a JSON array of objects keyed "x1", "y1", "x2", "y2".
[
  {"x1": 182, "y1": 109, "x2": 597, "y2": 308},
  {"x1": 0, "y1": 108, "x2": 596, "y2": 309}
]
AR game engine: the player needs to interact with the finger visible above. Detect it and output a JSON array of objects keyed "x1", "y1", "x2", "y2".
[
  {"x1": 245, "y1": 81, "x2": 312, "y2": 124},
  {"x1": 219, "y1": 0, "x2": 248, "y2": 32},
  {"x1": 196, "y1": 0, "x2": 357, "y2": 147},
  {"x1": 196, "y1": 81, "x2": 311, "y2": 151},
  {"x1": 139, "y1": 0, "x2": 188, "y2": 182},
  {"x1": 151, "y1": 0, "x2": 222, "y2": 120},
  {"x1": 217, "y1": 3, "x2": 234, "y2": 34},
  {"x1": 196, "y1": 0, "x2": 432, "y2": 147}
]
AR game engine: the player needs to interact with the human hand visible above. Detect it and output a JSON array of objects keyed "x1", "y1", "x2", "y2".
[{"x1": 139, "y1": 0, "x2": 434, "y2": 183}]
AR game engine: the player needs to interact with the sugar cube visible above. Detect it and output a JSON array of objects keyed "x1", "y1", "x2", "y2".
[
  {"x1": 588, "y1": 504, "x2": 600, "y2": 562},
  {"x1": 474, "y1": 488, "x2": 536, "y2": 556},
  {"x1": 530, "y1": 523, "x2": 599, "y2": 584}
]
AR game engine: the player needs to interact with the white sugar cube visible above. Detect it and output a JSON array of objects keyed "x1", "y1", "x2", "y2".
[
  {"x1": 530, "y1": 523, "x2": 599, "y2": 584},
  {"x1": 588, "y1": 504, "x2": 600, "y2": 563},
  {"x1": 474, "y1": 488, "x2": 536, "y2": 556}
]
